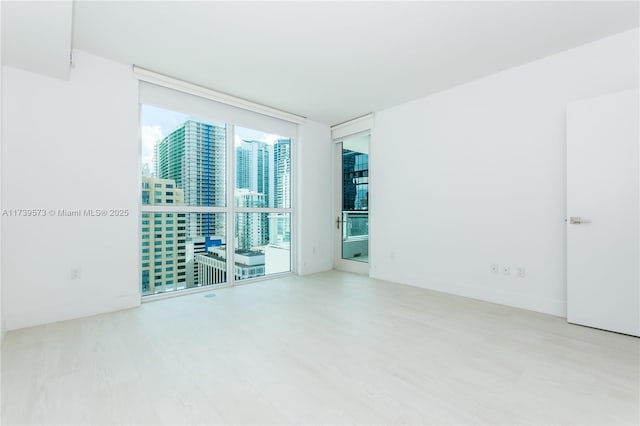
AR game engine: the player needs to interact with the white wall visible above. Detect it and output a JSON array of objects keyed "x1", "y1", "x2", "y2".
[
  {"x1": 1, "y1": 49, "x2": 333, "y2": 330},
  {"x1": 0, "y1": 1, "x2": 4, "y2": 345},
  {"x1": 2, "y1": 50, "x2": 141, "y2": 330},
  {"x1": 297, "y1": 120, "x2": 333, "y2": 275},
  {"x1": 370, "y1": 29, "x2": 639, "y2": 316}
]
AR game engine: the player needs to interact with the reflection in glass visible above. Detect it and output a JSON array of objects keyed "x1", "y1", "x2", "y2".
[{"x1": 341, "y1": 136, "x2": 369, "y2": 263}]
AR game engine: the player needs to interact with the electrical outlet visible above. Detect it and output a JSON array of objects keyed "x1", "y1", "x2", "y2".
[
  {"x1": 502, "y1": 265, "x2": 511, "y2": 276},
  {"x1": 517, "y1": 267, "x2": 526, "y2": 278},
  {"x1": 490, "y1": 264, "x2": 499, "y2": 274}
]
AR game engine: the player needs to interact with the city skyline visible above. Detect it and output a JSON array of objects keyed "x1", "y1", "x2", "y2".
[
  {"x1": 141, "y1": 105, "x2": 292, "y2": 295},
  {"x1": 142, "y1": 104, "x2": 286, "y2": 178}
]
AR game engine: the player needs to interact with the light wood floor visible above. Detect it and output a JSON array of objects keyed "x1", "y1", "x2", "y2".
[{"x1": 2, "y1": 271, "x2": 639, "y2": 425}]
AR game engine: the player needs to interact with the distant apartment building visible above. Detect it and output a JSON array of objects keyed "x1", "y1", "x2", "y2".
[
  {"x1": 235, "y1": 189, "x2": 267, "y2": 250},
  {"x1": 183, "y1": 232, "x2": 225, "y2": 288},
  {"x1": 195, "y1": 177, "x2": 289, "y2": 286},
  {"x1": 153, "y1": 120, "x2": 226, "y2": 286},
  {"x1": 146, "y1": 124, "x2": 292, "y2": 291},
  {"x1": 273, "y1": 138, "x2": 291, "y2": 208},
  {"x1": 141, "y1": 177, "x2": 187, "y2": 295},
  {"x1": 270, "y1": 138, "x2": 291, "y2": 257},
  {"x1": 342, "y1": 149, "x2": 369, "y2": 211},
  {"x1": 154, "y1": 120, "x2": 226, "y2": 236},
  {"x1": 196, "y1": 247, "x2": 265, "y2": 285},
  {"x1": 236, "y1": 140, "x2": 272, "y2": 206}
]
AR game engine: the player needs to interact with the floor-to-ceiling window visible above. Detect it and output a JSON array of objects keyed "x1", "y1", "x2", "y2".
[
  {"x1": 233, "y1": 127, "x2": 292, "y2": 282},
  {"x1": 139, "y1": 81, "x2": 295, "y2": 296}
]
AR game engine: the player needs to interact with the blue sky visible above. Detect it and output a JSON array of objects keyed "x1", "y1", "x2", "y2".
[
  {"x1": 140, "y1": 104, "x2": 286, "y2": 174},
  {"x1": 141, "y1": 104, "x2": 190, "y2": 136}
]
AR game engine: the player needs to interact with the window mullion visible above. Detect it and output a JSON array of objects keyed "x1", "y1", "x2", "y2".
[{"x1": 227, "y1": 124, "x2": 236, "y2": 284}]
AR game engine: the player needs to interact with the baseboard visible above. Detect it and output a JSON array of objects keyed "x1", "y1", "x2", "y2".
[
  {"x1": 298, "y1": 261, "x2": 333, "y2": 276},
  {"x1": 370, "y1": 272, "x2": 566, "y2": 318},
  {"x1": 5, "y1": 293, "x2": 141, "y2": 331}
]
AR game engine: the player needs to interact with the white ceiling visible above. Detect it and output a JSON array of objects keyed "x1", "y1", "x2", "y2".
[{"x1": 4, "y1": 1, "x2": 639, "y2": 125}]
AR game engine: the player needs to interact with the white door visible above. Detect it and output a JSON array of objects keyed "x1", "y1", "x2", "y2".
[
  {"x1": 334, "y1": 135, "x2": 370, "y2": 274},
  {"x1": 566, "y1": 88, "x2": 639, "y2": 336}
]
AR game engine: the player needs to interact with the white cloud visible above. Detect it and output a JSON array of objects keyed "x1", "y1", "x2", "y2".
[
  {"x1": 141, "y1": 125, "x2": 163, "y2": 173},
  {"x1": 261, "y1": 133, "x2": 280, "y2": 144},
  {"x1": 235, "y1": 127, "x2": 284, "y2": 145}
]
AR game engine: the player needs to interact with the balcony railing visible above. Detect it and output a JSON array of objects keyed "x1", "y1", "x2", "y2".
[{"x1": 342, "y1": 211, "x2": 369, "y2": 241}]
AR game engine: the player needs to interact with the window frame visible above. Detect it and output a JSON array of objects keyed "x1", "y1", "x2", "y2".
[{"x1": 139, "y1": 106, "x2": 296, "y2": 300}]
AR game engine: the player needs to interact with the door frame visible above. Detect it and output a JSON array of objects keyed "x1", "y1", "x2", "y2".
[
  {"x1": 566, "y1": 88, "x2": 639, "y2": 336},
  {"x1": 333, "y1": 132, "x2": 371, "y2": 275}
]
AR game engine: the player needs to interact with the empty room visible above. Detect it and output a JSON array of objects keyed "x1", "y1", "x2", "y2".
[{"x1": 1, "y1": 1, "x2": 639, "y2": 425}]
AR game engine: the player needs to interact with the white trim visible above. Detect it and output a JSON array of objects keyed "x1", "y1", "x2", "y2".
[
  {"x1": 142, "y1": 282, "x2": 234, "y2": 303},
  {"x1": 233, "y1": 271, "x2": 294, "y2": 287},
  {"x1": 331, "y1": 113, "x2": 374, "y2": 140},
  {"x1": 333, "y1": 129, "x2": 371, "y2": 144},
  {"x1": 133, "y1": 66, "x2": 306, "y2": 124},
  {"x1": 142, "y1": 272, "x2": 296, "y2": 302}
]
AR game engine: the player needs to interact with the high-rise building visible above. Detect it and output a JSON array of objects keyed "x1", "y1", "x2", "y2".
[
  {"x1": 196, "y1": 247, "x2": 265, "y2": 284},
  {"x1": 193, "y1": 236, "x2": 227, "y2": 286},
  {"x1": 191, "y1": 137, "x2": 293, "y2": 285},
  {"x1": 141, "y1": 177, "x2": 187, "y2": 295},
  {"x1": 154, "y1": 120, "x2": 226, "y2": 235},
  {"x1": 270, "y1": 138, "x2": 292, "y2": 260},
  {"x1": 236, "y1": 144, "x2": 251, "y2": 190},
  {"x1": 235, "y1": 140, "x2": 272, "y2": 206},
  {"x1": 236, "y1": 140, "x2": 272, "y2": 250},
  {"x1": 267, "y1": 137, "x2": 291, "y2": 273},
  {"x1": 273, "y1": 138, "x2": 291, "y2": 209},
  {"x1": 154, "y1": 120, "x2": 227, "y2": 286},
  {"x1": 342, "y1": 149, "x2": 369, "y2": 211},
  {"x1": 235, "y1": 189, "x2": 267, "y2": 250},
  {"x1": 195, "y1": 189, "x2": 269, "y2": 285}
]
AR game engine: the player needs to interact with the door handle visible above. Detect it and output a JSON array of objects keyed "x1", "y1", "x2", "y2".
[
  {"x1": 336, "y1": 216, "x2": 341, "y2": 229},
  {"x1": 569, "y1": 216, "x2": 591, "y2": 224}
]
